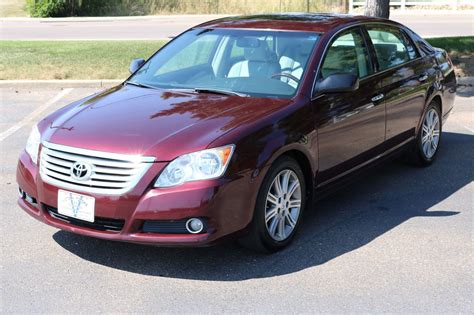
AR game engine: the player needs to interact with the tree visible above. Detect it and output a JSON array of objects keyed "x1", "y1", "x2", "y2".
[{"x1": 365, "y1": 0, "x2": 390, "y2": 18}]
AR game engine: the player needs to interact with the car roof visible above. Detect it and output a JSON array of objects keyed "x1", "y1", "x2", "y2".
[{"x1": 195, "y1": 13, "x2": 397, "y2": 33}]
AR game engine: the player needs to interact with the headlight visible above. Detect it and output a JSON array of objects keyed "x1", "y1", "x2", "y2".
[
  {"x1": 155, "y1": 145, "x2": 235, "y2": 188},
  {"x1": 25, "y1": 125, "x2": 41, "y2": 164}
]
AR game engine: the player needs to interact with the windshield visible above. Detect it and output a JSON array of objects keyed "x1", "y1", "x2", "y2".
[{"x1": 128, "y1": 28, "x2": 319, "y2": 98}]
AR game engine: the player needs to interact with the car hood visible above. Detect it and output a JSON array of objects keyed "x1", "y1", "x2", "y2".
[{"x1": 42, "y1": 85, "x2": 291, "y2": 161}]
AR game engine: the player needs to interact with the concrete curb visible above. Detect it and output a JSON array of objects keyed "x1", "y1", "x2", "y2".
[
  {"x1": 0, "y1": 80, "x2": 122, "y2": 89},
  {"x1": 457, "y1": 77, "x2": 474, "y2": 97},
  {"x1": 1, "y1": 11, "x2": 472, "y2": 22},
  {"x1": 457, "y1": 77, "x2": 474, "y2": 86}
]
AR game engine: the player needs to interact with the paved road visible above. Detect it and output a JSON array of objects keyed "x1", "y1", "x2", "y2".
[
  {"x1": 0, "y1": 84, "x2": 472, "y2": 312},
  {"x1": 1, "y1": 12, "x2": 473, "y2": 40}
]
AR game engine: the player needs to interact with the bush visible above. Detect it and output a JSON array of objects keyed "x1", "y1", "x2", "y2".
[
  {"x1": 26, "y1": 0, "x2": 69, "y2": 17},
  {"x1": 26, "y1": 0, "x2": 347, "y2": 17},
  {"x1": 26, "y1": 0, "x2": 124, "y2": 17}
]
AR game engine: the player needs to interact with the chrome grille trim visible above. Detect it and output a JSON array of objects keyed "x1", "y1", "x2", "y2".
[{"x1": 40, "y1": 141, "x2": 155, "y2": 195}]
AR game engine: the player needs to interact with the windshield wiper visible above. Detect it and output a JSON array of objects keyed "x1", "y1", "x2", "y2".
[
  {"x1": 194, "y1": 88, "x2": 248, "y2": 97},
  {"x1": 124, "y1": 81, "x2": 157, "y2": 90}
]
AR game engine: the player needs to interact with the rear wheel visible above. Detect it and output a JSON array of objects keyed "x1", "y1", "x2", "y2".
[
  {"x1": 407, "y1": 101, "x2": 442, "y2": 166},
  {"x1": 239, "y1": 156, "x2": 306, "y2": 253}
]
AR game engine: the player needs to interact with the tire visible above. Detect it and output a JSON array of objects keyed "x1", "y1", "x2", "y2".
[
  {"x1": 406, "y1": 101, "x2": 442, "y2": 166},
  {"x1": 239, "y1": 156, "x2": 306, "y2": 253}
]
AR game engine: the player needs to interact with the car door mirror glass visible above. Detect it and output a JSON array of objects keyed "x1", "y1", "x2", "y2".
[{"x1": 129, "y1": 58, "x2": 145, "y2": 74}]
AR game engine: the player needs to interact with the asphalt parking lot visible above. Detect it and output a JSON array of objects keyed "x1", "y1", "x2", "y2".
[{"x1": 0, "y1": 84, "x2": 472, "y2": 313}]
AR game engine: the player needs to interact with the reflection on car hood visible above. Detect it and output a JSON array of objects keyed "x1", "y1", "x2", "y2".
[{"x1": 42, "y1": 85, "x2": 291, "y2": 161}]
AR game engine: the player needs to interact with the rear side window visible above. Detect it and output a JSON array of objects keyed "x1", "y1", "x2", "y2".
[
  {"x1": 320, "y1": 29, "x2": 372, "y2": 79},
  {"x1": 366, "y1": 26, "x2": 419, "y2": 71}
]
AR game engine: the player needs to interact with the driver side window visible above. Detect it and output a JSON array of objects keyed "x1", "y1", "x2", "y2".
[{"x1": 320, "y1": 29, "x2": 372, "y2": 79}]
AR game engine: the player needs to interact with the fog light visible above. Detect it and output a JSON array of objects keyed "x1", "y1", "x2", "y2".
[
  {"x1": 185, "y1": 218, "x2": 204, "y2": 234},
  {"x1": 20, "y1": 189, "x2": 37, "y2": 205},
  {"x1": 25, "y1": 194, "x2": 35, "y2": 204}
]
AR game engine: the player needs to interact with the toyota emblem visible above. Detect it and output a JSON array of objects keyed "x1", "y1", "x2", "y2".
[{"x1": 70, "y1": 161, "x2": 92, "y2": 181}]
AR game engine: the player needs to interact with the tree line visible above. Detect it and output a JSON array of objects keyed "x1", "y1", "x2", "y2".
[{"x1": 27, "y1": 0, "x2": 390, "y2": 18}]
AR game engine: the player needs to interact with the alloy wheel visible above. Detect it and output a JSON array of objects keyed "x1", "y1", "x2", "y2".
[
  {"x1": 264, "y1": 169, "x2": 302, "y2": 241},
  {"x1": 421, "y1": 107, "x2": 441, "y2": 159}
]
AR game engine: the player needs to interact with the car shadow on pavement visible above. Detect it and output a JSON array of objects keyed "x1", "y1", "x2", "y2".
[{"x1": 53, "y1": 131, "x2": 472, "y2": 281}]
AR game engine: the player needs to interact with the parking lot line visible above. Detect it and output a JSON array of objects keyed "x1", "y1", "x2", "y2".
[{"x1": 0, "y1": 88, "x2": 73, "y2": 142}]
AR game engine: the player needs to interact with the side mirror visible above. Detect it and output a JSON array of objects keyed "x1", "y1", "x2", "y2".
[
  {"x1": 315, "y1": 73, "x2": 359, "y2": 95},
  {"x1": 129, "y1": 58, "x2": 145, "y2": 74}
]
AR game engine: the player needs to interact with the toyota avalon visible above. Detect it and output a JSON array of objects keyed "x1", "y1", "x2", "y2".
[{"x1": 17, "y1": 14, "x2": 456, "y2": 252}]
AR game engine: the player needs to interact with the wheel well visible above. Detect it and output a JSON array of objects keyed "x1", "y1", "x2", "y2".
[
  {"x1": 431, "y1": 95, "x2": 442, "y2": 113},
  {"x1": 282, "y1": 150, "x2": 314, "y2": 200}
]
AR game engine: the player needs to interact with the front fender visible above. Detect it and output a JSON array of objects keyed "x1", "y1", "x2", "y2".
[
  {"x1": 215, "y1": 101, "x2": 317, "y2": 226},
  {"x1": 211, "y1": 98, "x2": 317, "y2": 191}
]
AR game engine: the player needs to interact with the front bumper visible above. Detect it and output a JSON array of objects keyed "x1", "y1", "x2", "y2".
[{"x1": 16, "y1": 151, "x2": 257, "y2": 246}]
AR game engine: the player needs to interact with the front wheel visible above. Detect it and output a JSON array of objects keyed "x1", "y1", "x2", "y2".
[{"x1": 239, "y1": 156, "x2": 306, "y2": 253}]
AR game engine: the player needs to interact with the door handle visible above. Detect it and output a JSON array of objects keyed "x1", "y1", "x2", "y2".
[
  {"x1": 371, "y1": 94, "x2": 384, "y2": 102},
  {"x1": 419, "y1": 73, "x2": 428, "y2": 82}
]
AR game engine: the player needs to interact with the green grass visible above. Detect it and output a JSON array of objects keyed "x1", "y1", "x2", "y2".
[
  {"x1": 426, "y1": 36, "x2": 474, "y2": 54},
  {"x1": 0, "y1": 41, "x2": 167, "y2": 80},
  {"x1": 426, "y1": 36, "x2": 474, "y2": 77},
  {"x1": 0, "y1": 37, "x2": 472, "y2": 80}
]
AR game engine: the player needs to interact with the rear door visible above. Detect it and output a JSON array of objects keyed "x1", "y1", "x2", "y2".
[
  {"x1": 364, "y1": 25, "x2": 428, "y2": 145},
  {"x1": 312, "y1": 27, "x2": 386, "y2": 184}
]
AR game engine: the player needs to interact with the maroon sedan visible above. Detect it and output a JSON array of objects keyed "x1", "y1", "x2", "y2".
[{"x1": 17, "y1": 14, "x2": 456, "y2": 252}]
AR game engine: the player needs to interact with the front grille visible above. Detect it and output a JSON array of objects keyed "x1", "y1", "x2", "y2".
[
  {"x1": 39, "y1": 141, "x2": 154, "y2": 195},
  {"x1": 45, "y1": 204, "x2": 125, "y2": 232}
]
